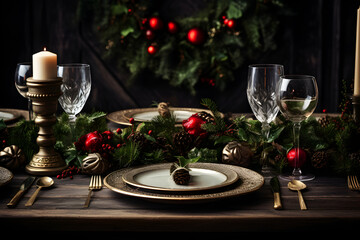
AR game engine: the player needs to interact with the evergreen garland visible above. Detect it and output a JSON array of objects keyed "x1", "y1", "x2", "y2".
[
  {"x1": 2, "y1": 98, "x2": 359, "y2": 176},
  {"x1": 78, "y1": 0, "x2": 288, "y2": 94}
]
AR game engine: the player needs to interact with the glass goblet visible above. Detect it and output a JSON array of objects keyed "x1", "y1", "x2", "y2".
[
  {"x1": 14, "y1": 63, "x2": 33, "y2": 120},
  {"x1": 247, "y1": 64, "x2": 284, "y2": 175},
  {"x1": 276, "y1": 75, "x2": 318, "y2": 181},
  {"x1": 58, "y1": 64, "x2": 91, "y2": 123}
]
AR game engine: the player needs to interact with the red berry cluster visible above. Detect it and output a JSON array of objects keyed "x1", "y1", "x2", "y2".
[
  {"x1": 201, "y1": 77, "x2": 215, "y2": 87},
  {"x1": 57, "y1": 166, "x2": 80, "y2": 179},
  {"x1": 222, "y1": 16, "x2": 236, "y2": 29}
]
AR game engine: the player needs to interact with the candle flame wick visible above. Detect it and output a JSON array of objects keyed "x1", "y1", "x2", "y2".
[{"x1": 43, "y1": 47, "x2": 47, "y2": 51}]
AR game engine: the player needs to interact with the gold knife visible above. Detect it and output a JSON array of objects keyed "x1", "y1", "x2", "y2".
[
  {"x1": 270, "y1": 176, "x2": 282, "y2": 210},
  {"x1": 7, "y1": 176, "x2": 36, "y2": 208}
]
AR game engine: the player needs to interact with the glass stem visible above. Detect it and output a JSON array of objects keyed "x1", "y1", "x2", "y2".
[
  {"x1": 292, "y1": 122, "x2": 302, "y2": 176},
  {"x1": 28, "y1": 99, "x2": 33, "y2": 121},
  {"x1": 261, "y1": 122, "x2": 271, "y2": 168}
]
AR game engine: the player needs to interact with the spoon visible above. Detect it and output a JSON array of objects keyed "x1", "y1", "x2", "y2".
[
  {"x1": 288, "y1": 179, "x2": 307, "y2": 210},
  {"x1": 25, "y1": 176, "x2": 54, "y2": 206}
]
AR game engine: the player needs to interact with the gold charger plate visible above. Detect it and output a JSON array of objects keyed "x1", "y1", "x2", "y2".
[
  {"x1": 106, "y1": 107, "x2": 222, "y2": 126},
  {"x1": 121, "y1": 163, "x2": 239, "y2": 192},
  {"x1": 104, "y1": 163, "x2": 264, "y2": 204}
]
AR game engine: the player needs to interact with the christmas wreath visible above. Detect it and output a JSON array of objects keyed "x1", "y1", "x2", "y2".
[
  {"x1": 78, "y1": 0, "x2": 288, "y2": 94},
  {"x1": 1, "y1": 97, "x2": 359, "y2": 178}
]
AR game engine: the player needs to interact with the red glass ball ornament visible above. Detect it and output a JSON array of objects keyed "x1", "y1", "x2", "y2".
[
  {"x1": 147, "y1": 45, "x2": 157, "y2": 55},
  {"x1": 182, "y1": 114, "x2": 206, "y2": 136},
  {"x1": 287, "y1": 148, "x2": 306, "y2": 168},
  {"x1": 167, "y1": 21, "x2": 178, "y2": 34},
  {"x1": 145, "y1": 29, "x2": 155, "y2": 40},
  {"x1": 84, "y1": 131, "x2": 103, "y2": 153},
  {"x1": 187, "y1": 28, "x2": 205, "y2": 45},
  {"x1": 226, "y1": 19, "x2": 236, "y2": 29},
  {"x1": 149, "y1": 17, "x2": 163, "y2": 30}
]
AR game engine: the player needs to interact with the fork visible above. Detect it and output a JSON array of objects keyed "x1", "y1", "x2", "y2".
[
  {"x1": 347, "y1": 175, "x2": 360, "y2": 191},
  {"x1": 84, "y1": 175, "x2": 102, "y2": 208}
]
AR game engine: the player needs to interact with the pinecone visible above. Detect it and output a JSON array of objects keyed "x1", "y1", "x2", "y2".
[
  {"x1": 349, "y1": 152, "x2": 360, "y2": 165},
  {"x1": 318, "y1": 115, "x2": 330, "y2": 128},
  {"x1": 173, "y1": 131, "x2": 193, "y2": 155},
  {"x1": 131, "y1": 132, "x2": 148, "y2": 149},
  {"x1": 172, "y1": 168, "x2": 190, "y2": 185},
  {"x1": 311, "y1": 150, "x2": 329, "y2": 169},
  {"x1": 196, "y1": 111, "x2": 215, "y2": 123}
]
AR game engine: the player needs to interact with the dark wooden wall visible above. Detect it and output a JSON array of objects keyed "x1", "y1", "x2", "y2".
[{"x1": 1, "y1": 0, "x2": 360, "y2": 115}]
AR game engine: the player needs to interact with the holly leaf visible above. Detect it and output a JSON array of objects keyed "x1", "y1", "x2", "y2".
[
  {"x1": 121, "y1": 27, "x2": 135, "y2": 37},
  {"x1": 226, "y1": 1, "x2": 247, "y2": 19},
  {"x1": 176, "y1": 156, "x2": 201, "y2": 167},
  {"x1": 266, "y1": 125, "x2": 285, "y2": 143},
  {"x1": 0, "y1": 119, "x2": 6, "y2": 131}
]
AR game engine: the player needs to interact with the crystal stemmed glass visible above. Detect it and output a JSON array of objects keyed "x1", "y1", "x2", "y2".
[
  {"x1": 276, "y1": 75, "x2": 318, "y2": 181},
  {"x1": 58, "y1": 64, "x2": 91, "y2": 123},
  {"x1": 14, "y1": 63, "x2": 33, "y2": 120},
  {"x1": 247, "y1": 64, "x2": 284, "y2": 175}
]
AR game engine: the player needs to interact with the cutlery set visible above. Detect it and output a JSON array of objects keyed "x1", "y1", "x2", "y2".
[
  {"x1": 270, "y1": 176, "x2": 308, "y2": 210},
  {"x1": 7, "y1": 174, "x2": 356, "y2": 209},
  {"x1": 7, "y1": 175, "x2": 102, "y2": 208}
]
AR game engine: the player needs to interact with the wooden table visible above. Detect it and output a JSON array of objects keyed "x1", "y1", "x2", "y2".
[{"x1": 1, "y1": 172, "x2": 359, "y2": 233}]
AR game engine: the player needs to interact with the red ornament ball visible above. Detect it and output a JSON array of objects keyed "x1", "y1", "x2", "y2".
[
  {"x1": 187, "y1": 28, "x2": 205, "y2": 45},
  {"x1": 147, "y1": 45, "x2": 157, "y2": 55},
  {"x1": 74, "y1": 131, "x2": 103, "y2": 153},
  {"x1": 167, "y1": 21, "x2": 178, "y2": 34},
  {"x1": 287, "y1": 148, "x2": 307, "y2": 168},
  {"x1": 226, "y1": 19, "x2": 236, "y2": 29},
  {"x1": 182, "y1": 113, "x2": 206, "y2": 137},
  {"x1": 149, "y1": 17, "x2": 163, "y2": 30}
]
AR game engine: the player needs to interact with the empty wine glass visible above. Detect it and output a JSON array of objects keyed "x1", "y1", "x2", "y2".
[
  {"x1": 58, "y1": 64, "x2": 91, "y2": 123},
  {"x1": 15, "y1": 63, "x2": 33, "y2": 120},
  {"x1": 247, "y1": 64, "x2": 284, "y2": 175},
  {"x1": 276, "y1": 75, "x2": 318, "y2": 181}
]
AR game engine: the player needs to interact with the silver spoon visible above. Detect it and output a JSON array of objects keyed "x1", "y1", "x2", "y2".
[
  {"x1": 288, "y1": 179, "x2": 307, "y2": 210},
  {"x1": 25, "y1": 176, "x2": 54, "y2": 206}
]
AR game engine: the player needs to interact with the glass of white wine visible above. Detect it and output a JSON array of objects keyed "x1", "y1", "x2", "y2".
[{"x1": 276, "y1": 75, "x2": 318, "y2": 181}]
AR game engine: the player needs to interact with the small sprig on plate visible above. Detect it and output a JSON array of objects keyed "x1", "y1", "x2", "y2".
[{"x1": 170, "y1": 156, "x2": 201, "y2": 185}]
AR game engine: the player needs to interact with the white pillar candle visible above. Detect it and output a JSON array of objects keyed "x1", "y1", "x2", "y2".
[
  {"x1": 32, "y1": 48, "x2": 57, "y2": 80},
  {"x1": 354, "y1": 8, "x2": 360, "y2": 96}
]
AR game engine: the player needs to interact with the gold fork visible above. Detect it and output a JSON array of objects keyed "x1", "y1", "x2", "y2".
[
  {"x1": 347, "y1": 175, "x2": 360, "y2": 191},
  {"x1": 84, "y1": 175, "x2": 102, "y2": 208}
]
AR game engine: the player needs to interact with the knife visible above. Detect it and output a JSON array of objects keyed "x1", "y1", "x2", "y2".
[
  {"x1": 7, "y1": 176, "x2": 36, "y2": 208},
  {"x1": 270, "y1": 176, "x2": 282, "y2": 210}
]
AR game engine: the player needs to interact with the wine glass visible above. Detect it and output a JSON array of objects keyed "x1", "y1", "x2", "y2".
[
  {"x1": 14, "y1": 63, "x2": 33, "y2": 120},
  {"x1": 276, "y1": 75, "x2": 318, "y2": 181},
  {"x1": 247, "y1": 64, "x2": 284, "y2": 175},
  {"x1": 58, "y1": 64, "x2": 91, "y2": 123}
]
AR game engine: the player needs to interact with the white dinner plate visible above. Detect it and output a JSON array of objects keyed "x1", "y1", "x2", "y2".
[{"x1": 121, "y1": 163, "x2": 239, "y2": 192}]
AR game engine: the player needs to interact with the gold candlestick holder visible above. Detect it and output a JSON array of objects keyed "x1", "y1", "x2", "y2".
[
  {"x1": 353, "y1": 95, "x2": 360, "y2": 123},
  {"x1": 25, "y1": 77, "x2": 67, "y2": 175}
]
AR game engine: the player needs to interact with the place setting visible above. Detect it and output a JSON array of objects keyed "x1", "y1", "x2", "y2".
[{"x1": 104, "y1": 162, "x2": 264, "y2": 204}]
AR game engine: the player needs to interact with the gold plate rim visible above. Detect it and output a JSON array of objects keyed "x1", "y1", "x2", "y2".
[
  {"x1": 104, "y1": 163, "x2": 264, "y2": 204},
  {"x1": 121, "y1": 163, "x2": 239, "y2": 192}
]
